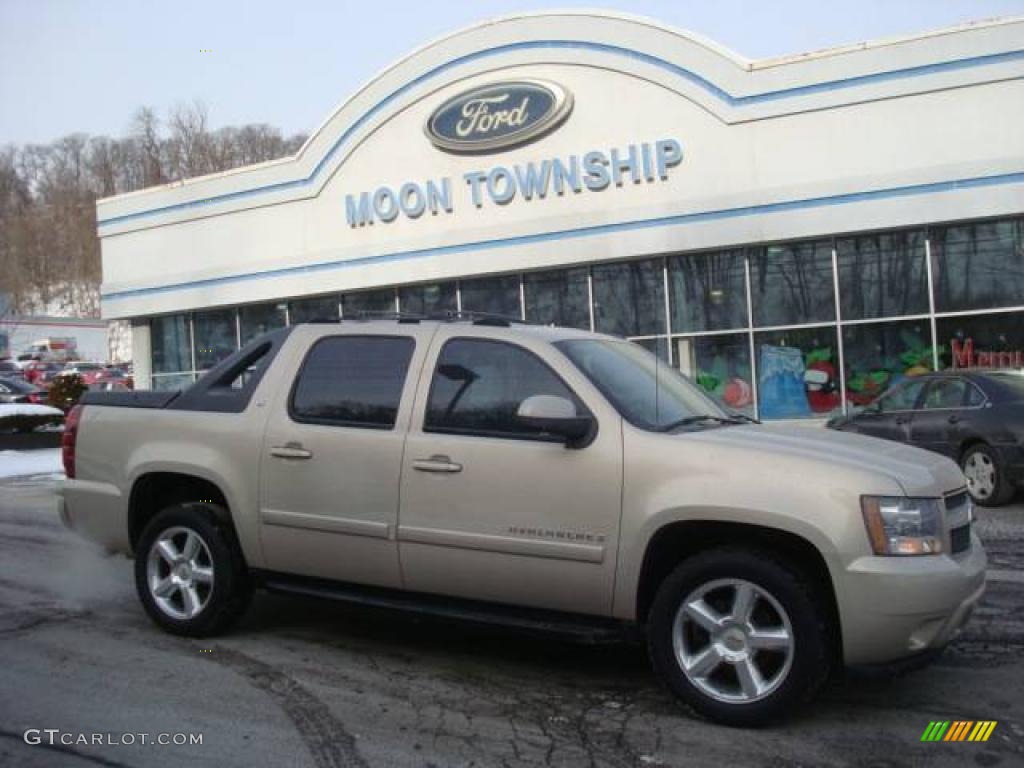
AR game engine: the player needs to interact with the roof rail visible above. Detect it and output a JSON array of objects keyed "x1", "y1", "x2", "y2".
[{"x1": 313, "y1": 309, "x2": 527, "y2": 327}]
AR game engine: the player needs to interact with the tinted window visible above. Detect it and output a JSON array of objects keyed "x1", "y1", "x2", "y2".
[
  {"x1": 425, "y1": 339, "x2": 581, "y2": 439},
  {"x1": 836, "y1": 230, "x2": 928, "y2": 320},
  {"x1": 289, "y1": 296, "x2": 340, "y2": 324},
  {"x1": 931, "y1": 218, "x2": 1024, "y2": 313},
  {"x1": 923, "y1": 379, "x2": 967, "y2": 409},
  {"x1": 193, "y1": 309, "x2": 238, "y2": 371},
  {"x1": 877, "y1": 380, "x2": 927, "y2": 411},
  {"x1": 239, "y1": 302, "x2": 286, "y2": 345},
  {"x1": 342, "y1": 289, "x2": 395, "y2": 317},
  {"x1": 151, "y1": 315, "x2": 191, "y2": 374},
  {"x1": 523, "y1": 267, "x2": 590, "y2": 329},
  {"x1": 459, "y1": 275, "x2": 521, "y2": 318},
  {"x1": 669, "y1": 249, "x2": 748, "y2": 332},
  {"x1": 399, "y1": 282, "x2": 457, "y2": 316},
  {"x1": 750, "y1": 240, "x2": 835, "y2": 326},
  {"x1": 291, "y1": 336, "x2": 414, "y2": 429},
  {"x1": 591, "y1": 258, "x2": 665, "y2": 336},
  {"x1": 966, "y1": 383, "x2": 986, "y2": 407}
]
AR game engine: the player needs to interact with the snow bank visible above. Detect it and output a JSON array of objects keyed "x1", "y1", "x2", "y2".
[
  {"x1": 0, "y1": 448, "x2": 63, "y2": 479},
  {"x1": 0, "y1": 403, "x2": 64, "y2": 418}
]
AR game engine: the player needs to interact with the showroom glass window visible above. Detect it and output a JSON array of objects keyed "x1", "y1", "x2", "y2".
[
  {"x1": 193, "y1": 309, "x2": 238, "y2": 371},
  {"x1": 675, "y1": 332, "x2": 754, "y2": 416},
  {"x1": 289, "y1": 296, "x2": 339, "y2": 324},
  {"x1": 591, "y1": 258, "x2": 665, "y2": 337},
  {"x1": 937, "y1": 311, "x2": 1024, "y2": 371},
  {"x1": 151, "y1": 314, "x2": 191, "y2": 374},
  {"x1": 151, "y1": 373, "x2": 196, "y2": 391},
  {"x1": 931, "y1": 218, "x2": 1024, "y2": 313},
  {"x1": 459, "y1": 275, "x2": 522, "y2": 318},
  {"x1": 523, "y1": 267, "x2": 590, "y2": 329},
  {"x1": 425, "y1": 338, "x2": 581, "y2": 438},
  {"x1": 750, "y1": 240, "x2": 835, "y2": 326},
  {"x1": 239, "y1": 302, "x2": 287, "y2": 345},
  {"x1": 399, "y1": 282, "x2": 457, "y2": 316},
  {"x1": 754, "y1": 326, "x2": 841, "y2": 419},
  {"x1": 669, "y1": 250, "x2": 748, "y2": 333},
  {"x1": 836, "y1": 230, "x2": 929, "y2": 320},
  {"x1": 841, "y1": 319, "x2": 935, "y2": 407},
  {"x1": 342, "y1": 288, "x2": 396, "y2": 317},
  {"x1": 291, "y1": 336, "x2": 414, "y2": 428}
]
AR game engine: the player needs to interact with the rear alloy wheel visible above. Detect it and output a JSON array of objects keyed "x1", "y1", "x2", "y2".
[
  {"x1": 135, "y1": 503, "x2": 251, "y2": 636},
  {"x1": 962, "y1": 444, "x2": 1015, "y2": 507},
  {"x1": 648, "y1": 548, "x2": 832, "y2": 726}
]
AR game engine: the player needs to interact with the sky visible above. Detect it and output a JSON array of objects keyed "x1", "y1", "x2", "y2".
[{"x1": 2, "y1": 0, "x2": 1023, "y2": 145}]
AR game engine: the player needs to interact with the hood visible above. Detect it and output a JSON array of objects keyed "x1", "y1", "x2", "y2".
[{"x1": 684, "y1": 423, "x2": 965, "y2": 497}]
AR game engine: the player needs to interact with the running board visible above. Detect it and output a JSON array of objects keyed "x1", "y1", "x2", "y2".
[{"x1": 254, "y1": 570, "x2": 638, "y2": 644}]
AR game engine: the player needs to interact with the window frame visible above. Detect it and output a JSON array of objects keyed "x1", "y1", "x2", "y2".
[
  {"x1": 422, "y1": 336, "x2": 593, "y2": 444},
  {"x1": 287, "y1": 333, "x2": 416, "y2": 431}
]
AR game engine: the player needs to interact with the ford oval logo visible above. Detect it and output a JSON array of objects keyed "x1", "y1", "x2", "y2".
[{"x1": 425, "y1": 79, "x2": 573, "y2": 153}]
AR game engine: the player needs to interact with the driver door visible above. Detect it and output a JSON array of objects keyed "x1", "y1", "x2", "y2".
[
  {"x1": 397, "y1": 328, "x2": 624, "y2": 617},
  {"x1": 855, "y1": 378, "x2": 927, "y2": 442}
]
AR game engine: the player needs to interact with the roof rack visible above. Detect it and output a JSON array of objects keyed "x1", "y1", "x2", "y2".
[{"x1": 317, "y1": 310, "x2": 527, "y2": 328}]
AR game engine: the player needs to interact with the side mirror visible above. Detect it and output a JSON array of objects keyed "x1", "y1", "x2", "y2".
[{"x1": 516, "y1": 395, "x2": 595, "y2": 448}]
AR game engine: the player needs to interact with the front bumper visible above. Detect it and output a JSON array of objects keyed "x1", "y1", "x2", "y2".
[
  {"x1": 839, "y1": 531, "x2": 986, "y2": 665},
  {"x1": 56, "y1": 478, "x2": 130, "y2": 553}
]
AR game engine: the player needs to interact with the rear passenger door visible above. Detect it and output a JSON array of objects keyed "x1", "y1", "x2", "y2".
[
  {"x1": 258, "y1": 327, "x2": 431, "y2": 587},
  {"x1": 397, "y1": 329, "x2": 624, "y2": 617}
]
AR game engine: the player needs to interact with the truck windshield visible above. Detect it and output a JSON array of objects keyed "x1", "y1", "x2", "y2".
[{"x1": 555, "y1": 339, "x2": 735, "y2": 432}]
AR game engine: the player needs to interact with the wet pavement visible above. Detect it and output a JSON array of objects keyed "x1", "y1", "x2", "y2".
[{"x1": 1, "y1": 473, "x2": 1022, "y2": 767}]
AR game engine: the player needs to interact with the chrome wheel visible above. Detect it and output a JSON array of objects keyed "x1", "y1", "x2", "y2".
[
  {"x1": 963, "y1": 452, "x2": 996, "y2": 501},
  {"x1": 146, "y1": 526, "x2": 215, "y2": 620},
  {"x1": 672, "y1": 578, "x2": 795, "y2": 704}
]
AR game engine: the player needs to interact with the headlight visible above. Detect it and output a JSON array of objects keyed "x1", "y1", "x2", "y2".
[{"x1": 861, "y1": 496, "x2": 943, "y2": 556}]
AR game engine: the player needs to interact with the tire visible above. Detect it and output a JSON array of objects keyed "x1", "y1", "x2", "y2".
[
  {"x1": 134, "y1": 502, "x2": 252, "y2": 637},
  {"x1": 961, "y1": 444, "x2": 1015, "y2": 507},
  {"x1": 646, "y1": 547, "x2": 832, "y2": 727}
]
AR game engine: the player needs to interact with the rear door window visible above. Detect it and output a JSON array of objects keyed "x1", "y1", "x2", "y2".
[
  {"x1": 922, "y1": 379, "x2": 968, "y2": 410},
  {"x1": 291, "y1": 336, "x2": 414, "y2": 429}
]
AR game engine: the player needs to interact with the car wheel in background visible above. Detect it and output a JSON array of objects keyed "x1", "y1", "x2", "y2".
[
  {"x1": 961, "y1": 444, "x2": 1015, "y2": 507},
  {"x1": 647, "y1": 547, "x2": 832, "y2": 726},
  {"x1": 134, "y1": 502, "x2": 252, "y2": 636}
]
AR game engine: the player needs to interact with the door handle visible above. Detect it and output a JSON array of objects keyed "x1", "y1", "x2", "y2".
[
  {"x1": 948, "y1": 415, "x2": 961, "y2": 424},
  {"x1": 895, "y1": 416, "x2": 909, "y2": 425},
  {"x1": 412, "y1": 455, "x2": 463, "y2": 473},
  {"x1": 270, "y1": 442, "x2": 313, "y2": 460}
]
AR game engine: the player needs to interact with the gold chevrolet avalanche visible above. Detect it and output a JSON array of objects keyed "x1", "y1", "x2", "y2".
[{"x1": 58, "y1": 318, "x2": 986, "y2": 725}]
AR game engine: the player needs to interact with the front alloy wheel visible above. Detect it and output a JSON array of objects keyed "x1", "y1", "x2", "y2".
[
  {"x1": 673, "y1": 579, "x2": 795, "y2": 704},
  {"x1": 648, "y1": 547, "x2": 832, "y2": 726}
]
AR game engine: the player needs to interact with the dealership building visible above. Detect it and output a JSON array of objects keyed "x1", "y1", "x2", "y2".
[{"x1": 96, "y1": 12, "x2": 1024, "y2": 419}]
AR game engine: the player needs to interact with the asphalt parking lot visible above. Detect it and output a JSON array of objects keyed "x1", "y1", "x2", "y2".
[{"x1": 1, "y1": 474, "x2": 1022, "y2": 768}]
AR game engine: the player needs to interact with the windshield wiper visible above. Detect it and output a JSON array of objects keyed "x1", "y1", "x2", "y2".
[{"x1": 657, "y1": 414, "x2": 745, "y2": 432}]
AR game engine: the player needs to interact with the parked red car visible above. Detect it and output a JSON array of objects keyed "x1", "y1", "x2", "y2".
[{"x1": 22, "y1": 360, "x2": 64, "y2": 384}]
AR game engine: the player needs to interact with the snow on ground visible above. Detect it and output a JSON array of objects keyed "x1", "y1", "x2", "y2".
[
  {"x1": 0, "y1": 403, "x2": 64, "y2": 418},
  {"x1": 0, "y1": 448, "x2": 63, "y2": 479}
]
